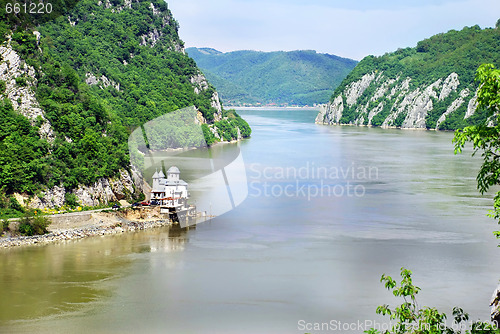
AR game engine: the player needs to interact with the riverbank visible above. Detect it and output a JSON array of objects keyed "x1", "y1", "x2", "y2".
[{"x1": 0, "y1": 208, "x2": 172, "y2": 248}]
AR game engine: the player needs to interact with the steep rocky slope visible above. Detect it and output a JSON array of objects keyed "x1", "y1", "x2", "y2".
[
  {"x1": 0, "y1": 0, "x2": 250, "y2": 213},
  {"x1": 316, "y1": 24, "x2": 500, "y2": 129}
]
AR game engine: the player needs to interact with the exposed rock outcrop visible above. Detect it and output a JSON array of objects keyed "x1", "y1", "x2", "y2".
[
  {"x1": 435, "y1": 88, "x2": 470, "y2": 128},
  {"x1": 0, "y1": 36, "x2": 54, "y2": 141},
  {"x1": 211, "y1": 91, "x2": 223, "y2": 121},
  {"x1": 315, "y1": 95, "x2": 343, "y2": 124},
  {"x1": 18, "y1": 169, "x2": 141, "y2": 209},
  {"x1": 190, "y1": 72, "x2": 223, "y2": 122},
  {"x1": 345, "y1": 72, "x2": 376, "y2": 107},
  {"x1": 491, "y1": 284, "x2": 500, "y2": 324},
  {"x1": 190, "y1": 73, "x2": 209, "y2": 94},
  {"x1": 29, "y1": 186, "x2": 66, "y2": 209},
  {"x1": 71, "y1": 169, "x2": 138, "y2": 207},
  {"x1": 317, "y1": 71, "x2": 479, "y2": 129},
  {"x1": 85, "y1": 73, "x2": 121, "y2": 91},
  {"x1": 72, "y1": 179, "x2": 118, "y2": 207},
  {"x1": 465, "y1": 91, "x2": 478, "y2": 119},
  {"x1": 401, "y1": 78, "x2": 441, "y2": 129},
  {"x1": 139, "y1": 28, "x2": 161, "y2": 47},
  {"x1": 438, "y1": 72, "x2": 460, "y2": 101}
]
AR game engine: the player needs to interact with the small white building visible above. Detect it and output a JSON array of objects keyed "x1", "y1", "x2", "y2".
[{"x1": 151, "y1": 166, "x2": 189, "y2": 211}]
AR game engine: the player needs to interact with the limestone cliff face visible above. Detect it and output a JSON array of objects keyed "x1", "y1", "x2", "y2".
[
  {"x1": 3, "y1": 68, "x2": 222, "y2": 209},
  {"x1": 190, "y1": 73, "x2": 223, "y2": 121},
  {"x1": 16, "y1": 169, "x2": 144, "y2": 209},
  {"x1": 0, "y1": 0, "x2": 236, "y2": 209},
  {"x1": 189, "y1": 72, "x2": 245, "y2": 141},
  {"x1": 0, "y1": 38, "x2": 54, "y2": 141},
  {"x1": 316, "y1": 71, "x2": 478, "y2": 130},
  {"x1": 91, "y1": 0, "x2": 184, "y2": 52},
  {"x1": 1, "y1": 35, "x2": 145, "y2": 208},
  {"x1": 492, "y1": 284, "x2": 500, "y2": 324}
]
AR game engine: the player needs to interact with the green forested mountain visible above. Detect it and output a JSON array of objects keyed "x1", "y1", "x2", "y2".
[
  {"x1": 316, "y1": 23, "x2": 500, "y2": 129},
  {"x1": 0, "y1": 0, "x2": 250, "y2": 216},
  {"x1": 186, "y1": 48, "x2": 358, "y2": 106}
]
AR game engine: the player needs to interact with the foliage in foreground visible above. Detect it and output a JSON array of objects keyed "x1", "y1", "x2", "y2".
[
  {"x1": 453, "y1": 64, "x2": 500, "y2": 240},
  {"x1": 365, "y1": 268, "x2": 499, "y2": 334}
]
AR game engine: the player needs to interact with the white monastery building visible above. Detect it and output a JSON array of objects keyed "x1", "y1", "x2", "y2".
[{"x1": 151, "y1": 166, "x2": 189, "y2": 211}]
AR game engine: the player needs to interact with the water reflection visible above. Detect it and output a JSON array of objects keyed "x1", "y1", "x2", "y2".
[
  {"x1": 147, "y1": 225, "x2": 192, "y2": 253},
  {"x1": 0, "y1": 225, "x2": 191, "y2": 327}
]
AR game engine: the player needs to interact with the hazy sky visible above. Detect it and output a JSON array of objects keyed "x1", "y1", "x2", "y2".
[{"x1": 167, "y1": 0, "x2": 500, "y2": 60}]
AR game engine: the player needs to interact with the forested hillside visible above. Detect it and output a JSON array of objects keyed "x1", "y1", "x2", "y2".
[
  {"x1": 0, "y1": 0, "x2": 250, "y2": 216},
  {"x1": 316, "y1": 23, "x2": 500, "y2": 129},
  {"x1": 187, "y1": 48, "x2": 357, "y2": 106}
]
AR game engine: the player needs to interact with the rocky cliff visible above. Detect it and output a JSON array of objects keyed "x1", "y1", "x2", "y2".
[
  {"x1": 316, "y1": 24, "x2": 500, "y2": 130},
  {"x1": 316, "y1": 71, "x2": 478, "y2": 129},
  {"x1": 1, "y1": 37, "x2": 149, "y2": 208},
  {"x1": 0, "y1": 0, "x2": 248, "y2": 212}
]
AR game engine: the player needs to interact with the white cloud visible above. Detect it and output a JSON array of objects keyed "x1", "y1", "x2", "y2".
[{"x1": 168, "y1": 0, "x2": 500, "y2": 60}]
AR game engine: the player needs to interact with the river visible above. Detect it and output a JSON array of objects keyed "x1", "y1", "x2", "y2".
[{"x1": 1, "y1": 108, "x2": 499, "y2": 333}]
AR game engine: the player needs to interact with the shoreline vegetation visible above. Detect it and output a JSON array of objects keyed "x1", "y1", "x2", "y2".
[{"x1": 0, "y1": 208, "x2": 173, "y2": 249}]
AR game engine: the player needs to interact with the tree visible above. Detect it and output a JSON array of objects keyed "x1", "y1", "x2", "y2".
[
  {"x1": 365, "y1": 268, "x2": 499, "y2": 334},
  {"x1": 454, "y1": 64, "x2": 500, "y2": 238}
]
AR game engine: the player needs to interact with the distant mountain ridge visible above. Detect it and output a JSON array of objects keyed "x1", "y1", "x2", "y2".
[
  {"x1": 316, "y1": 24, "x2": 500, "y2": 130},
  {"x1": 186, "y1": 48, "x2": 358, "y2": 106}
]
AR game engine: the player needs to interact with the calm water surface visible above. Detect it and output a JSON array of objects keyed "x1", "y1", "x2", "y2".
[{"x1": 1, "y1": 108, "x2": 499, "y2": 333}]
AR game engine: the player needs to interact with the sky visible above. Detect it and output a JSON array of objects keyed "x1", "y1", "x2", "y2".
[{"x1": 167, "y1": 0, "x2": 500, "y2": 60}]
